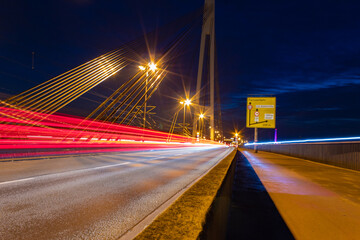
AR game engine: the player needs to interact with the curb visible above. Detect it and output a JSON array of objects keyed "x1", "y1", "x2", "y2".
[{"x1": 131, "y1": 147, "x2": 237, "y2": 240}]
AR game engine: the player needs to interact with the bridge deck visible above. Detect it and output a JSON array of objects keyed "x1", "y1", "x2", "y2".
[{"x1": 240, "y1": 149, "x2": 360, "y2": 240}]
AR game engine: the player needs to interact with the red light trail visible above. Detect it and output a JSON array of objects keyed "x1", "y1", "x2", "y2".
[{"x1": 0, "y1": 106, "x2": 222, "y2": 159}]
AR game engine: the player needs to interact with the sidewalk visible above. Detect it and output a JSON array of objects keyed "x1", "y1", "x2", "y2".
[{"x1": 240, "y1": 149, "x2": 360, "y2": 240}]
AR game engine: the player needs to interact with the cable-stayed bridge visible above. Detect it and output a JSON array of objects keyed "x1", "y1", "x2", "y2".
[{"x1": 2, "y1": 0, "x2": 360, "y2": 239}]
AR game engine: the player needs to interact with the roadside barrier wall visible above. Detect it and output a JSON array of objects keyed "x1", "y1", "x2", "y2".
[{"x1": 244, "y1": 142, "x2": 360, "y2": 171}]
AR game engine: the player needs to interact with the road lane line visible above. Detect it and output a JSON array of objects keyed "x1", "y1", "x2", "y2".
[
  {"x1": 0, "y1": 177, "x2": 36, "y2": 185},
  {"x1": 0, "y1": 162, "x2": 131, "y2": 186},
  {"x1": 90, "y1": 162, "x2": 130, "y2": 170}
]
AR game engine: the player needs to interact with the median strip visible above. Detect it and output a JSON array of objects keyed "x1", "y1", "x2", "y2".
[{"x1": 134, "y1": 148, "x2": 236, "y2": 240}]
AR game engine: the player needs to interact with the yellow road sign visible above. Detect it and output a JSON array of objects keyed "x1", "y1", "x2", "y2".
[{"x1": 246, "y1": 97, "x2": 276, "y2": 128}]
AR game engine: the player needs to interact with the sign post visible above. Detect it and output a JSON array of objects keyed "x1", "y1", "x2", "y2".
[
  {"x1": 246, "y1": 97, "x2": 276, "y2": 153},
  {"x1": 254, "y1": 127, "x2": 258, "y2": 153}
]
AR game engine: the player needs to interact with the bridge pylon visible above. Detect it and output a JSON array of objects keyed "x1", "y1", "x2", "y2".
[{"x1": 192, "y1": 0, "x2": 216, "y2": 140}]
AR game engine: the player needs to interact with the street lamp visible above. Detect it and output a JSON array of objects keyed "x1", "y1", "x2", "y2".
[
  {"x1": 180, "y1": 98, "x2": 191, "y2": 135},
  {"x1": 148, "y1": 62, "x2": 157, "y2": 72},
  {"x1": 139, "y1": 62, "x2": 157, "y2": 73},
  {"x1": 234, "y1": 133, "x2": 239, "y2": 146}
]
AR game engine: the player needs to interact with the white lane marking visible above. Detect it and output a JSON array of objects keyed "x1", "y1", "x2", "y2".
[
  {"x1": 0, "y1": 177, "x2": 35, "y2": 185},
  {"x1": 88, "y1": 162, "x2": 130, "y2": 170},
  {"x1": 152, "y1": 156, "x2": 167, "y2": 159},
  {"x1": 0, "y1": 162, "x2": 130, "y2": 186}
]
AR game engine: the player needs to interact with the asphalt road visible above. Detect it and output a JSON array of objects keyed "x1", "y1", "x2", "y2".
[{"x1": 0, "y1": 146, "x2": 233, "y2": 240}]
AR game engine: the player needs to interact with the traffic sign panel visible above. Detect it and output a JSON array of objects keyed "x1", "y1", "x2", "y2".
[{"x1": 246, "y1": 97, "x2": 276, "y2": 128}]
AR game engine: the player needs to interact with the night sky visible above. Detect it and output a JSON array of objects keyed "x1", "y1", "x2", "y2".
[{"x1": 1, "y1": 0, "x2": 360, "y2": 141}]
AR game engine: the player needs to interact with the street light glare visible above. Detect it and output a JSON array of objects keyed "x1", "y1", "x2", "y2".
[
  {"x1": 199, "y1": 113, "x2": 204, "y2": 119},
  {"x1": 184, "y1": 99, "x2": 191, "y2": 106},
  {"x1": 148, "y1": 62, "x2": 157, "y2": 72},
  {"x1": 139, "y1": 65, "x2": 145, "y2": 71}
]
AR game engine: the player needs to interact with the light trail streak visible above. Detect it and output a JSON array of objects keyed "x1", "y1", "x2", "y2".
[{"x1": 0, "y1": 106, "x2": 223, "y2": 160}]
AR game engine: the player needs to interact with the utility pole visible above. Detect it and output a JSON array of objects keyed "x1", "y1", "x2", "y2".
[
  {"x1": 144, "y1": 73, "x2": 148, "y2": 129},
  {"x1": 193, "y1": 0, "x2": 216, "y2": 140},
  {"x1": 180, "y1": 99, "x2": 191, "y2": 136},
  {"x1": 183, "y1": 104, "x2": 186, "y2": 135}
]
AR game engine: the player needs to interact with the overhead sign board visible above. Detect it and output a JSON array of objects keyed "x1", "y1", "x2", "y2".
[{"x1": 246, "y1": 97, "x2": 276, "y2": 128}]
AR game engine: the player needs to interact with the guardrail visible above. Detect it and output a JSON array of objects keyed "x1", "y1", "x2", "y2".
[{"x1": 244, "y1": 141, "x2": 360, "y2": 171}]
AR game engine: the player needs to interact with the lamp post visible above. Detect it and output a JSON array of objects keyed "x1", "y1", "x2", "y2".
[
  {"x1": 139, "y1": 62, "x2": 157, "y2": 129},
  {"x1": 199, "y1": 113, "x2": 204, "y2": 139},
  {"x1": 180, "y1": 99, "x2": 191, "y2": 135}
]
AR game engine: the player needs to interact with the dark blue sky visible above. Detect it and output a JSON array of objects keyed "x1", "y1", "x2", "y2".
[{"x1": 1, "y1": 0, "x2": 360, "y2": 141}]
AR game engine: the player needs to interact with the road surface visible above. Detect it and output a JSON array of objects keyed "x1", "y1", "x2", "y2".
[{"x1": 0, "y1": 146, "x2": 233, "y2": 240}]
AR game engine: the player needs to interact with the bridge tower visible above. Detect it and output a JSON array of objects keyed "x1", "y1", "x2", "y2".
[{"x1": 193, "y1": 0, "x2": 216, "y2": 140}]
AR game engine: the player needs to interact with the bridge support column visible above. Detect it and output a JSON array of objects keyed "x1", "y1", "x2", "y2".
[{"x1": 193, "y1": 0, "x2": 216, "y2": 141}]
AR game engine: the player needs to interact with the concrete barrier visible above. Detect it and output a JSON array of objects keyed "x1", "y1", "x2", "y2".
[{"x1": 244, "y1": 142, "x2": 360, "y2": 171}]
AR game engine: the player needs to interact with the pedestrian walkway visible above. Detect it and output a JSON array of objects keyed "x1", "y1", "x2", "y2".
[{"x1": 240, "y1": 149, "x2": 360, "y2": 240}]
